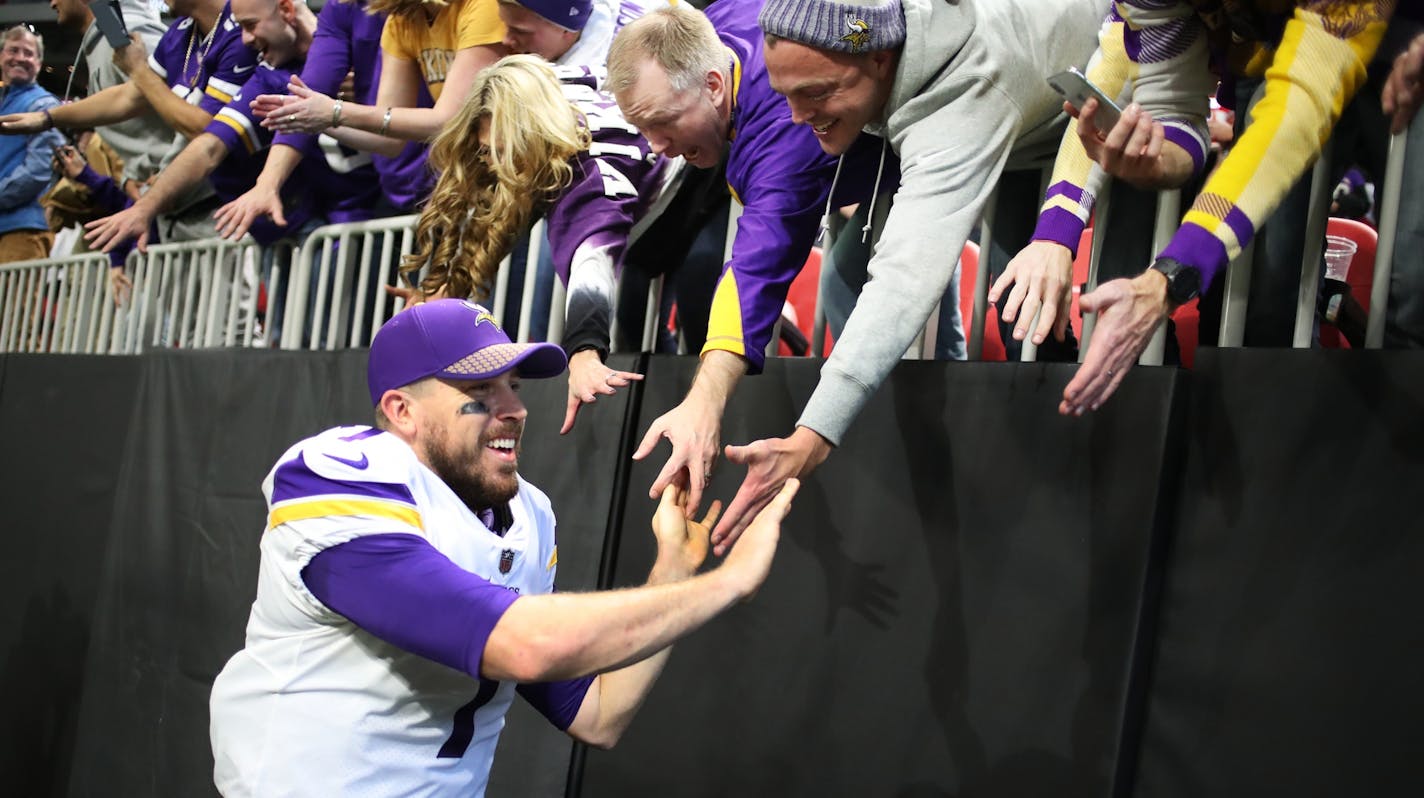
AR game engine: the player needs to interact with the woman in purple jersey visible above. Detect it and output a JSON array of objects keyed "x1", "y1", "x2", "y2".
[{"x1": 402, "y1": 54, "x2": 678, "y2": 434}]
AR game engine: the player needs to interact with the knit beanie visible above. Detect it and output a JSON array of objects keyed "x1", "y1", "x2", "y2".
[
  {"x1": 757, "y1": 0, "x2": 907, "y2": 54},
  {"x1": 516, "y1": 0, "x2": 593, "y2": 32}
]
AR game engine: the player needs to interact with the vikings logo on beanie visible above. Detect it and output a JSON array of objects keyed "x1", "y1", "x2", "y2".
[{"x1": 758, "y1": 0, "x2": 907, "y2": 54}]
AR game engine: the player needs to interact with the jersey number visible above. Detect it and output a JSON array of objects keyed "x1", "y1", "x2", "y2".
[
  {"x1": 593, "y1": 159, "x2": 637, "y2": 199},
  {"x1": 437, "y1": 679, "x2": 499, "y2": 758}
]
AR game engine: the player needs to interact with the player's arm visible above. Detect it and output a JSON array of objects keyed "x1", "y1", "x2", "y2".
[
  {"x1": 300, "y1": 482, "x2": 797, "y2": 747},
  {"x1": 522, "y1": 483, "x2": 794, "y2": 749},
  {"x1": 0, "y1": 82, "x2": 148, "y2": 134},
  {"x1": 84, "y1": 133, "x2": 228, "y2": 252},
  {"x1": 116, "y1": 34, "x2": 219, "y2": 140}
]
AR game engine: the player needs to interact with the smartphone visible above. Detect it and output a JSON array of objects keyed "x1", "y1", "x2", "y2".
[
  {"x1": 1047, "y1": 67, "x2": 1123, "y2": 133},
  {"x1": 92, "y1": 0, "x2": 131, "y2": 49},
  {"x1": 52, "y1": 144, "x2": 76, "y2": 178}
]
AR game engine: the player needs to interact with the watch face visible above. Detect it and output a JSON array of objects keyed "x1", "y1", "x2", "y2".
[{"x1": 1169, "y1": 263, "x2": 1201, "y2": 304}]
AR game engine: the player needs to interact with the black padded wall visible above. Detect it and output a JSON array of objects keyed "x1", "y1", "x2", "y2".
[
  {"x1": 65, "y1": 350, "x2": 374, "y2": 796},
  {"x1": 579, "y1": 357, "x2": 1184, "y2": 798},
  {"x1": 1131, "y1": 349, "x2": 1424, "y2": 798},
  {"x1": 6, "y1": 348, "x2": 1424, "y2": 798},
  {"x1": 0, "y1": 355, "x2": 142, "y2": 797}
]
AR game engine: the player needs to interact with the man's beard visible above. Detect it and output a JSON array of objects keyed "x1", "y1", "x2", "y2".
[{"x1": 423, "y1": 424, "x2": 521, "y2": 512}]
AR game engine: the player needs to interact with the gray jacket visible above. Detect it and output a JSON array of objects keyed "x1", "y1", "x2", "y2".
[
  {"x1": 80, "y1": 0, "x2": 177, "y2": 186},
  {"x1": 797, "y1": 0, "x2": 1104, "y2": 445}
]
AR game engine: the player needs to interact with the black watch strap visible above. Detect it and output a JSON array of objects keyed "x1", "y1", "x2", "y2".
[{"x1": 1150, "y1": 257, "x2": 1202, "y2": 306}]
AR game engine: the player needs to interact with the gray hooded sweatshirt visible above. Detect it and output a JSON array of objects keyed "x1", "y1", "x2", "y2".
[{"x1": 797, "y1": 0, "x2": 1104, "y2": 445}]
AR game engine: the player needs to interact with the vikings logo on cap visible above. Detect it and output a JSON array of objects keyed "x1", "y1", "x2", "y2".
[
  {"x1": 461, "y1": 300, "x2": 501, "y2": 329},
  {"x1": 841, "y1": 14, "x2": 872, "y2": 52}
]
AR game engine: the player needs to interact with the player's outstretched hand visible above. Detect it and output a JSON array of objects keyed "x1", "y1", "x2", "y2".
[
  {"x1": 650, "y1": 484, "x2": 721, "y2": 582},
  {"x1": 632, "y1": 395, "x2": 722, "y2": 519},
  {"x1": 213, "y1": 183, "x2": 286, "y2": 240},
  {"x1": 990, "y1": 240, "x2": 1074, "y2": 346},
  {"x1": 1061, "y1": 270, "x2": 1170, "y2": 416},
  {"x1": 563, "y1": 349, "x2": 643, "y2": 434},
  {"x1": 85, "y1": 204, "x2": 153, "y2": 254},
  {"x1": 720, "y1": 478, "x2": 798, "y2": 601},
  {"x1": 712, "y1": 427, "x2": 830, "y2": 556}
]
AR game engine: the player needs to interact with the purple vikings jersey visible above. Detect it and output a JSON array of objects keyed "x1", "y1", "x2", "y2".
[
  {"x1": 545, "y1": 66, "x2": 680, "y2": 356},
  {"x1": 274, "y1": 0, "x2": 434, "y2": 211},
  {"x1": 147, "y1": 2, "x2": 255, "y2": 116},
  {"x1": 207, "y1": 61, "x2": 379, "y2": 244},
  {"x1": 703, "y1": 0, "x2": 897, "y2": 373}
]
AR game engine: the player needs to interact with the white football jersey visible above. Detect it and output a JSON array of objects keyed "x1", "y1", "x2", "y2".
[{"x1": 210, "y1": 426, "x2": 559, "y2": 797}]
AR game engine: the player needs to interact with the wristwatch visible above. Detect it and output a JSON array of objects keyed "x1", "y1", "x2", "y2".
[{"x1": 1149, "y1": 257, "x2": 1202, "y2": 307}]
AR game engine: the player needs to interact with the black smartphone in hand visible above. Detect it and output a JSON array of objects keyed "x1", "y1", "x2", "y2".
[{"x1": 92, "y1": 0, "x2": 131, "y2": 49}]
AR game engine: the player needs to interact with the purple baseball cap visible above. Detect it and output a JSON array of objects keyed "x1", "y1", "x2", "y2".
[
  {"x1": 516, "y1": 0, "x2": 593, "y2": 31},
  {"x1": 367, "y1": 299, "x2": 567, "y2": 405}
]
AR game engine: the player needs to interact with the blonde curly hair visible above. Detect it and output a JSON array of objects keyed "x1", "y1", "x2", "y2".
[{"x1": 403, "y1": 55, "x2": 592, "y2": 301}]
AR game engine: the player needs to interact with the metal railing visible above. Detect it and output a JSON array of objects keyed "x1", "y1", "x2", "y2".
[
  {"x1": 4, "y1": 124, "x2": 1408, "y2": 362},
  {"x1": 0, "y1": 236, "x2": 277, "y2": 354},
  {"x1": 0, "y1": 251, "x2": 112, "y2": 354},
  {"x1": 955, "y1": 126, "x2": 1411, "y2": 363}
]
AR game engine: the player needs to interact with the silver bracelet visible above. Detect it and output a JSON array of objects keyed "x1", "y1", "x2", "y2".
[
  {"x1": 379, "y1": 106, "x2": 393, "y2": 137},
  {"x1": 331, "y1": 99, "x2": 343, "y2": 129}
]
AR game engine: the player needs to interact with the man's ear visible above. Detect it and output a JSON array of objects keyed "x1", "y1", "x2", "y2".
[
  {"x1": 278, "y1": 0, "x2": 298, "y2": 24},
  {"x1": 869, "y1": 48, "x2": 897, "y2": 79},
  {"x1": 379, "y1": 389, "x2": 418, "y2": 435},
  {"x1": 705, "y1": 66, "x2": 726, "y2": 105}
]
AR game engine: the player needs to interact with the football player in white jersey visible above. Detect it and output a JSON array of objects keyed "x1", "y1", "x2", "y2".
[{"x1": 209, "y1": 298, "x2": 799, "y2": 797}]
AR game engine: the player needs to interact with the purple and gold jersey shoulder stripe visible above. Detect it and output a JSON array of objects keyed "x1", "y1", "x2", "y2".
[{"x1": 267, "y1": 451, "x2": 423, "y2": 532}]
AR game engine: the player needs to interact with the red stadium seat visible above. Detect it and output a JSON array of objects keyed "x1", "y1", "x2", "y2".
[
  {"x1": 778, "y1": 246, "x2": 829, "y2": 357},
  {"x1": 958, "y1": 241, "x2": 1006, "y2": 360},
  {"x1": 1320, "y1": 217, "x2": 1379, "y2": 349}
]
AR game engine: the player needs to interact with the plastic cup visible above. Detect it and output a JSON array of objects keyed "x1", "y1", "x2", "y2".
[{"x1": 1323, "y1": 235, "x2": 1358, "y2": 282}]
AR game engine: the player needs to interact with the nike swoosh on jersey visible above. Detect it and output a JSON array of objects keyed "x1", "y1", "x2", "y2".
[
  {"x1": 233, "y1": 64, "x2": 255, "y2": 74},
  {"x1": 325, "y1": 452, "x2": 370, "y2": 469}
]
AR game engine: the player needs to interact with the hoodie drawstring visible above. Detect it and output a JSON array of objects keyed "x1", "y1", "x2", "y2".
[
  {"x1": 818, "y1": 138, "x2": 892, "y2": 249},
  {"x1": 817, "y1": 155, "x2": 846, "y2": 248},
  {"x1": 860, "y1": 139, "x2": 889, "y2": 244}
]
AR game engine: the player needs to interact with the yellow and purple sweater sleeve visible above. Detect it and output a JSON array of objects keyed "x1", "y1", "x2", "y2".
[
  {"x1": 1034, "y1": 0, "x2": 1212, "y2": 254},
  {"x1": 1159, "y1": 0, "x2": 1393, "y2": 290}
]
